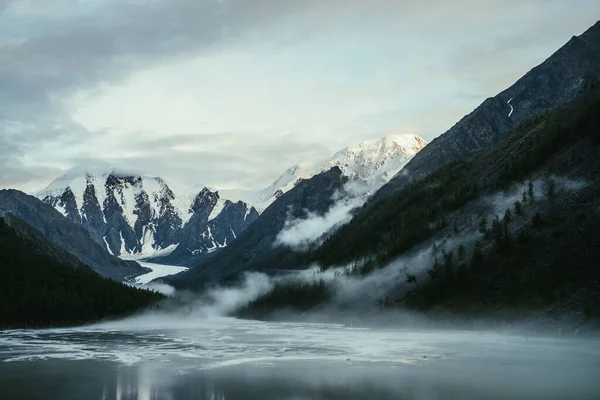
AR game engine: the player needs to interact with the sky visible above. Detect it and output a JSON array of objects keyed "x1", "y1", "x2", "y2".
[{"x1": 1, "y1": 0, "x2": 599, "y2": 193}]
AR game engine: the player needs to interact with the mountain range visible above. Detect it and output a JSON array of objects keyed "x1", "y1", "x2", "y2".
[
  {"x1": 167, "y1": 20, "x2": 600, "y2": 293},
  {"x1": 0, "y1": 214, "x2": 163, "y2": 329},
  {"x1": 223, "y1": 133, "x2": 427, "y2": 211},
  {"x1": 0, "y1": 189, "x2": 147, "y2": 280},
  {"x1": 37, "y1": 167, "x2": 260, "y2": 264},
  {"x1": 168, "y1": 166, "x2": 348, "y2": 287},
  {"x1": 2, "y1": 19, "x2": 599, "y2": 330},
  {"x1": 36, "y1": 133, "x2": 427, "y2": 266}
]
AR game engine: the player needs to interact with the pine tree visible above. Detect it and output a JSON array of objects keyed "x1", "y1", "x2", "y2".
[
  {"x1": 471, "y1": 240, "x2": 483, "y2": 268},
  {"x1": 405, "y1": 273, "x2": 418, "y2": 288},
  {"x1": 528, "y1": 181, "x2": 535, "y2": 202},
  {"x1": 491, "y1": 216, "x2": 502, "y2": 239},
  {"x1": 504, "y1": 209, "x2": 513, "y2": 237},
  {"x1": 444, "y1": 250, "x2": 455, "y2": 269},
  {"x1": 546, "y1": 178, "x2": 556, "y2": 199},
  {"x1": 458, "y1": 244, "x2": 466, "y2": 262},
  {"x1": 532, "y1": 212, "x2": 543, "y2": 227},
  {"x1": 479, "y1": 218, "x2": 488, "y2": 234},
  {"x1": 514, "y1": 200, "x2": 523, "y2": 215}
]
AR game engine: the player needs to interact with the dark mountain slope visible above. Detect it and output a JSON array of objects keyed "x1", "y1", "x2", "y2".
[
  {"x1": 154, "y1": 195, "x2": 260, "y2": 266},
  {"x1": 2, "y1": 214, "x2": 89, "y2": 270},
  {"x1": 245, "y1": 81, "x2": 600, "y2": 323},
  {"x1": 39, "y1": 172, "x2": 259, "y2": 265},
  {"x1": 168, "y1": 167, "x2": 346, "y2": 289},
  {"x1": 0, "y1": 190, "x2": 146, "y2": 280},
  {"x1": 375, "y1": 20, "x2": 600, "y2": 200},
  {"x1": 0, "y1": 216, "x2": 164, "y2": 329},
  {"x1": 314, "y1": 81, "x2": 600, "y2": 269}
]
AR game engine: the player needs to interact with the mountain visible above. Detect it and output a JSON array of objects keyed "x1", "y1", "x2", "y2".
[
  {"x1": 0, "y1": 215, "x2": 164, "y2": 329},
  {"x1": 167, "y1": 167, "x2": 347, "y2": 289},
  {"x1": 37, "y1": 167, "x2": 259, "y2": 265},
  {"x1": 223, "y1": 133, "x2": 427, "y2": 211},
  {"x1": 34, "y1": 134, "x2": 425, "y2": 267},
  {"x1": 2, "y1": 214, "x2": 92, "y2": 271},
  {"x1": 0, "y1": 189, "x2": 147, "y2": 280},
  {"x1": 239, "y1": 79, "x2": 600, "y2": 324},
  {"x1": 374, "y1": 21, "x2": 600, "y2": 200}
]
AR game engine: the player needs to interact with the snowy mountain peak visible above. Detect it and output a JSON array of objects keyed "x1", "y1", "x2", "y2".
[
  {"x1": 384, "y1": 133, "x2": 428, "y2": 155},
  {"x1": 233, "y1": 133, "x2": 428, "y2": 211},
  {"x1": 36, "y1": 168, "x2": 259, "y2": 262},
  {"x1": 326, "y1": 133, "x2": 427, "y2": 180}
]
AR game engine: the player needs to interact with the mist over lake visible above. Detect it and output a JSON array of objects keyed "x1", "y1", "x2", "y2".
[{"x1": 2, "y1": 315, "x2": 600, "y2": 400}]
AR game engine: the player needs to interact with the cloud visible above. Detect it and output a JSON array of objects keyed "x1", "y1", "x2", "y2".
[
  {"x1": 275, "y1": 197, "x2": 362, "y2": 251},
  {"x1": 1, "y1": 0, "x2": 599, "y2": 193},
  {"x1": 275, "y1": 181, "x2": 372, "y2": 250}
]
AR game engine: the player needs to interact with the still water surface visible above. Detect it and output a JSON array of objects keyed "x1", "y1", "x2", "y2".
[{"x1": 1, "y1": 316, "x2": 599, "y2": 399}]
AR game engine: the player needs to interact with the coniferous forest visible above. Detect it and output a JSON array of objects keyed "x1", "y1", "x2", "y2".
[
  {"x1": 0, "y1": 217, "x2": 164, "y2": 329},
  {"x1": 237, "y1": 81, "x2": 600, "y2": 320}
]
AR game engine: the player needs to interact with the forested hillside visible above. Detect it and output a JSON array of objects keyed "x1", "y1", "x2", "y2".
[
  {"x1": 240, "y1": 81, "x2": 600, "y2": 322},
  {"x1": 0, "y1": 216, "x2": 164, "y2": 329},
  {"x1": 314, "y1": 81, "x2": 600, "y2": 271}
]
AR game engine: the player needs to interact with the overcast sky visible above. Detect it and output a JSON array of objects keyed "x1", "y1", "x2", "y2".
[{"x1": 1, "y1": 0, "x2": 599, "y2": 193}]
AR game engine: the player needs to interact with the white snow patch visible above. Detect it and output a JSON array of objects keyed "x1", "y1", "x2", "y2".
[
  {"x1": 103, "y1": 236, "x2": 114, "y2": 256},
  {"x1": 140, "y1": 225, "x2": 156, "y2": 255},
  {"x1": 507, "y1": 97, "x2": 514, "y2": 117},
  {"x1": 134, "y1": 261, "x2": 188, "y2": 285},
  {"x1": 205, "y1": 225, "x2": 220, "y2": 250},
  {"x1": 209, "y1": 197, "x2": 226, "y2": 221},
  {"x1": 118, "y1": 230, "x2": 127, "y2": 256},
  {"x1": 54, "y1": 203, "x2": 68, "y2": 218},
  {"x1": 115, "y1": 180, "x2": 141, "y2": 227},
  {"x1": 165, "y1": 180, "x2": 198, "y2": 225},
  {"x1": 120, "y1": 244, "x2": 180, "y2": 261}
]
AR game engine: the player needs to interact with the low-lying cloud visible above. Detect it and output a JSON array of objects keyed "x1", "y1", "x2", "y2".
[
  {"x1": 275, "y1": 181, "x2": 373, "y2": 250},
  {"x1": 275, "y1": 197, "x2": 363, "y2": 250}
]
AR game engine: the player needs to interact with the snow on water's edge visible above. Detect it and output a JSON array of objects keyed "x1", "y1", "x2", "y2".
[{"x1": 135, "y1": 261, "x2": 188, "y2": 285}]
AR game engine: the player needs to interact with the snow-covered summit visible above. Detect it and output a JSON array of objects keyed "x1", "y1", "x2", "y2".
[
  {"x1": 36, "y1": 166, "x2": 258, "y2": 261},
  {"x1": 234, "y1": 133, "x2": 427, "y2": 211},
  {"x1": 323, "y1": 133, "x2": 427, "y2": 181}
]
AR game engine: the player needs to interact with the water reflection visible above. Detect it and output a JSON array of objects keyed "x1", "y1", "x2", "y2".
[
  {"x1": 2, "y1": 355, "x2": 600, "y2": 400},
  {"x1": 1, "y1": 321, "x2": 600, "y2": 399}
]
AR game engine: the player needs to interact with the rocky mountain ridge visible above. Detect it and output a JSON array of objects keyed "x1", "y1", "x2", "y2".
[
  {"x1": 38, "y1": 169, "x2": 259, "y2": 264},
  {"x1": 374, "y1": 21, "x2": 600, "y2": 200},
  {"x1": 225, "y1": 133, "x2": 427, "y2": 211},
  {"x1": 0, "y1": 189, "x2": 146, "y2": 280}
]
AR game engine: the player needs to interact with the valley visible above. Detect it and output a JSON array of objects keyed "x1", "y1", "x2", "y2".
[{"x1": 1, "y1": 10, "x2": 600, "y2": 399}]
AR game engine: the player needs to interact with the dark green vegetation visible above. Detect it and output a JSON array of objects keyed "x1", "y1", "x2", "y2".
[
  {"x1": 0, "y1": 216, "x2": 164, "y2": 329},
  {"x1": 314, "y1": 81, "x2": 600, "y2": 271},
  {"x1": 168, "y1": 167, "x2": 346, "y2": 288},
  {"x1": 313, "y1": 159, "x2": 477, "y2": 269},
  {"x1": 238, "y1": 280, "x2": 330, "y2": 319},
  {"x1": 0, "y1": 189, "x2": 147, "y2": 280},
  {"x1": 365, "y1": 82, "x2": 600, "y2": 318},
  {"x1": 403, "y1": 201, "x2": 600, "y2": 319},
  {"x1": 248, "y1": 82, "x2": 600, "y2": 320}
]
